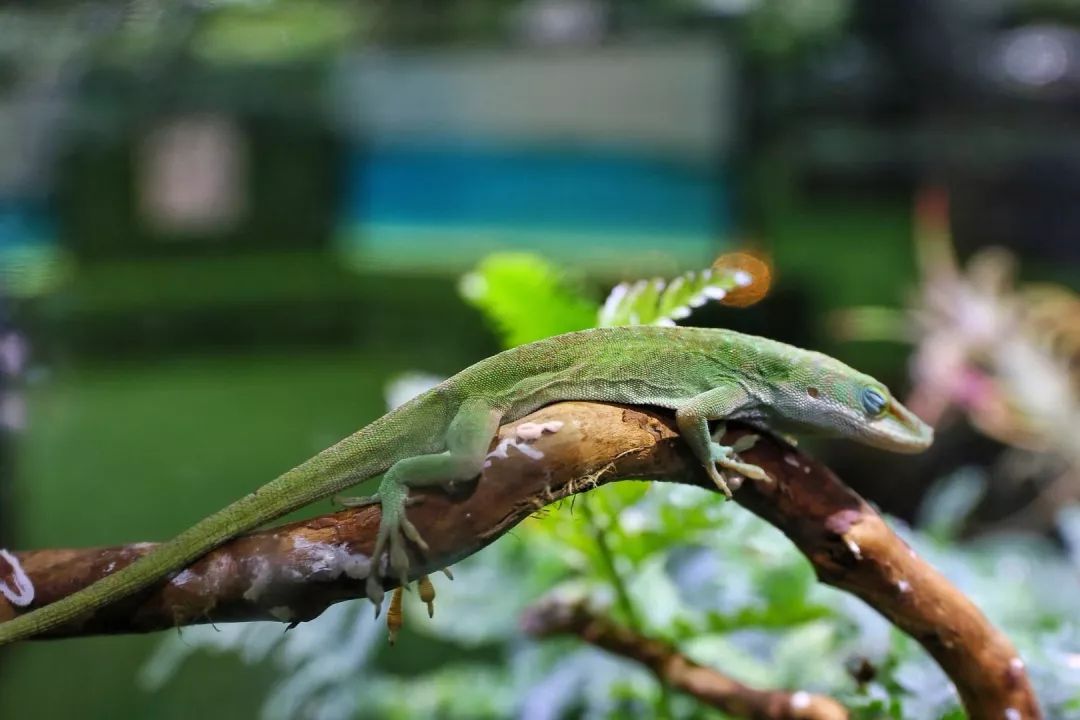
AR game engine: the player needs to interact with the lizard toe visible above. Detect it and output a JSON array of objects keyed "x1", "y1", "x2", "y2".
[
  {"x1": 418, "y1": 575, "x2": 436, "y2": 618},
  {"x1": 367, "y1": 574, "x2": 385, "y2": 612},
  {"x1": 730, "y1": 434, "x2": 760, "y2": 453},
  {"x1": 389, "y1": 531, "x2": 411, "y2": 588},
  {"x1": 335, "y1": 492, "x2": 381, "y2": 508},
  {"x1": 705, "y1": 464, "x2": 734, "y2": 498},
  {"x1": 399, "y1": 514, "x2": 429, "y2": 553},
  {"x1": 736, "y1": 462, "x2": 769, "y2": 481}
]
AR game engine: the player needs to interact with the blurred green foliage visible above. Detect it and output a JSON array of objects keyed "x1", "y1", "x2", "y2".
[{"x1": 458, "y1": 254, "x2": 597, "y2": 348}]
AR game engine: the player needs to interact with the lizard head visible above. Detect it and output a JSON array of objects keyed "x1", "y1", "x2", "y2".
[{"x1": 777, "y1": 358, "x2": 934, "y2": 453}]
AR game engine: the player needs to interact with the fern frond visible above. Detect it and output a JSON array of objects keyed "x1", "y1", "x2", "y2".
[{"x1": 598, "y1": 255, "x2": 765, "y2": 328}]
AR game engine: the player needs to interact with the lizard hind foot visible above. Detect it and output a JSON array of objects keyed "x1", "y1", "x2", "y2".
[{"x1": 364, "y1": 484, "x2": 430, "y2": 609}]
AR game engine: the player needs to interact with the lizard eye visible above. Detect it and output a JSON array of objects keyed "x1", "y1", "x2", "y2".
[{"x1": 861, "y1": 387, "x2": 888, "y2": 417}]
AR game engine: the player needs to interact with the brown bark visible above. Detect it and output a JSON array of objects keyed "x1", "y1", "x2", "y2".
[
  {"x1": 522, "y1": 598, "x2": 849, "y2": 720},
  {"x1": 0, "y1": 402, "x2": 1041, "y2": 719}
]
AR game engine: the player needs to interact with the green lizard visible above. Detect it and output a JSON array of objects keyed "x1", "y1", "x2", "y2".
[{"x1": 0, "y1": 325, "x2": 932, "y2": 645}]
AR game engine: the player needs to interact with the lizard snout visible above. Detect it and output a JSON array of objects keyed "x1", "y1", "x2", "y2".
[{"x1": 864, "y1": 398, "x2": 934, "y2": 453}]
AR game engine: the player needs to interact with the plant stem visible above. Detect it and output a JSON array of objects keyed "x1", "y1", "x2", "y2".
[
  {"x1": 580, "y1": 495, "x2": 672, "y2": 717},
  {"x1": 579, "y1": 497, "x2": 641, "y2": 632}
]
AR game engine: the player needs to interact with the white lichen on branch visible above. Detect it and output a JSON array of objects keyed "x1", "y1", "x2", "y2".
[
  {"x1": 484, "y1": 420, "x2": 564, "y2": 467},
  {"x1": 0, "y1": 549, "x2": 35, "y2": 607}
]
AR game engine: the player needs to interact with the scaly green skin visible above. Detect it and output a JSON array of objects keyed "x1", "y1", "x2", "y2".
[{"x1": 0, "y1": 326, "x2": 932, "y2": 644}]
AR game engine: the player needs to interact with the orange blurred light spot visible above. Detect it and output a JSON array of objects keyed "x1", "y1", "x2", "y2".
[{"x1": 712, "y1": 251, "x2": 772, "y2": 308}]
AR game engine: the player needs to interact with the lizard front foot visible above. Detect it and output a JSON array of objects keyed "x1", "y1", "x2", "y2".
[{"x1": 705, "y1": 436, "x2": 769, "y2": 497}]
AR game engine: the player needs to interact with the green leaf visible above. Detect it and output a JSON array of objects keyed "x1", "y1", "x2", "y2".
[{"x1": 459, "y1": 253, "x2": 597, "y2": 348}]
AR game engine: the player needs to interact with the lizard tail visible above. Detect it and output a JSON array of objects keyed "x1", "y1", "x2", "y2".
[{"x1": 0, "y1": 452, "x2": 388, "y2": 646}]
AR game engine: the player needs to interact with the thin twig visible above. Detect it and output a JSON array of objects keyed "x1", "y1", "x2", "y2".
[{"x1": 522, "y1": 598, "x2": 849, "y2": 720}]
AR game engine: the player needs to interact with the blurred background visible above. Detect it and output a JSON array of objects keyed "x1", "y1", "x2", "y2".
[{"x1": 1, "y1": 1, "x2": 1080, "y2": 718}]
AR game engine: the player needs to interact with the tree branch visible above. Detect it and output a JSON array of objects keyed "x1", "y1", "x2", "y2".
[
  {"x1": 0, "y1": 401, "x2": 1041, "y2": 719},
  {"x1": 522, "y1": 598, "x2": 849, "y2": 720}
]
